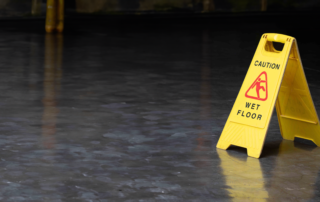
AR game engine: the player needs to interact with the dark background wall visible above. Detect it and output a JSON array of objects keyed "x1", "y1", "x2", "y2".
[{"x1": 0, "y1": 0, "x2": 320, "y2": 18}]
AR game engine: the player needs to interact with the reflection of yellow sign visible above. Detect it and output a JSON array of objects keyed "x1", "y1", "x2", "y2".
[
  {"x1": 217, "y1": 141, "x2": 320, "y2": 200},
  {"x1": 216, "y1": 149, "x2": 268, "y2": 201},
  {"x1": 217, "y1": 33, "x2": 320, "y2": 158}
]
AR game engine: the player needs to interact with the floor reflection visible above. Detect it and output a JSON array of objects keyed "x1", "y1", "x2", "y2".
[
  {"x1": 217, "y1": 149, "x2": 268, "y2": 201},
  {"x1": 42, "y1": 34, "x2": 63, "y2": 149},
  {"x1": 217, "y1": 140, "x2": 320, "y2": 201},
  {"x1": 28, "y1": 35, "x2": 41, "y2": 97},
  {"x1": 195, "y1": 30, "x2": 211, "y2": 152},
  {"x1": 267, "y1": 140, "x2": 320, "y2": 201},
  {"x1": 193, "y1": 30, "x2": 212, "y2": 183}
]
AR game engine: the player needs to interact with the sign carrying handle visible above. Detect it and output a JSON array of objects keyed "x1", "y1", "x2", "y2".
[
  {"x1": 266, "y1": 34, "x2": 288, "y2": 44},
  {"x1": 260, "y1": 34, "x2": 294, "y2": 57}
]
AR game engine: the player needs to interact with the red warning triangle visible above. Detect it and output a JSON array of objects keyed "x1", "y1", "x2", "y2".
[{"x1": 245, "y1": 71, "x2": 268, "y2": 101}]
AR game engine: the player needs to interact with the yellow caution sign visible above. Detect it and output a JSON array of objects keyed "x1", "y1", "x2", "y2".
[
  {"x1": 45, "y1": 0, "x2": 56, "y2": 33},
  {"x1": 217, "y1": 33, "x2": 320, "y2": 158},
  {"x1": 45, "y1": 0, "x2": 64, "y2": 33},
  {"x1": 56, "y1": 0, "x2": 64, "y2": 33}
]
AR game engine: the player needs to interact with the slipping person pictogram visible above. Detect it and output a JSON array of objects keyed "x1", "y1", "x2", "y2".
[
  {"x1": 245, "y1": 71, "x2": 268, "y2": 101},
  {"x1": 253, "y1": 78, "x2": 266, "y2": 99}
]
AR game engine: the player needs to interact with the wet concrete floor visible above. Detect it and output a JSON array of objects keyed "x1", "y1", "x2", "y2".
[{"x1": 1, "y1": 16, "x2": 320, "y2": 201}]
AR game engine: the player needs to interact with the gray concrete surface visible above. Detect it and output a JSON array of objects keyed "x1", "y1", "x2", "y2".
[{"x1": 0, "y1": 18, "x2": 320, "y2": 201}]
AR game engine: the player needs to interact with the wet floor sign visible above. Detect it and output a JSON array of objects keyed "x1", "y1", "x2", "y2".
[{"x1": 217, "y1": 33, "x2": 320, "y2": 158}]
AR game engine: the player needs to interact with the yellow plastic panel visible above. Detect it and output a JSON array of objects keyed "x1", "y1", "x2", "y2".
[
  {"x1": 56, "y1": 0, "x2": 64, "y2": 33},
  {"x1": 45, "y1": 0, "x2": 56, "y2": 33},
  {"x1": 276, "y1": 41, "x2": 320, "y2": 145},
  {"x1": 45, "y1": 0, "x2": 64, "y2": 33},
  {"x1": 217, "y1": 34, "x2": 294, "y2": 158}
]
